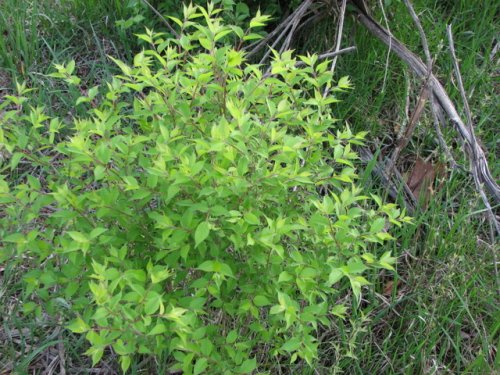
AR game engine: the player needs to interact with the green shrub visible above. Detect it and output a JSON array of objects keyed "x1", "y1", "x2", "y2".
[{"x1": 0, "y1": 4, "x2": 410, "y2": 373}]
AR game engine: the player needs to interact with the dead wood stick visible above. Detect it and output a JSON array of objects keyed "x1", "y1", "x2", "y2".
[
  {"x1": 351, "y1": 4, "x2": 500, "y2": 207},
  {"x1": 385, "y1": 77, "x2": 430, "y2": 176},
  {"x1": 323, "y1": 0, "x2": 347, "y2": 97},
  {"x1": 446, "y1": 25, "x2": 499, "y2": 236},
  {"x1": 256, "y1": 0, "x2": 313, "y2": 66},
  {"x1": 245, "y1": 5, "x2": 301, "y2": 57},
  {"x1": 403, "y1": 0, "x2": 457, "y2": 168},
  {"x1": 278, "y1": 0, "x2": 313, "y2": 54}
]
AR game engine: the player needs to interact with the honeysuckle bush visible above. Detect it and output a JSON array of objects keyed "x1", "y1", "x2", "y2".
[{"x1": 0, "y1": 4, "x2": 410, "y2": 373}]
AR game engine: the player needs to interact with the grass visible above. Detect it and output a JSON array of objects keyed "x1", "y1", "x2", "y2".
[
  {"x1": 297, "y1": 0, "x2": 499, "y2": 373},
  {"x1": 0, "y1": 0, "x2": 498, "y2": 373}
]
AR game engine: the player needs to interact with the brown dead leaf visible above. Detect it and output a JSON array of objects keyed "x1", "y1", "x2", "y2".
[
  {"x1": 407, "y1": 157, "x2": 440, "y2": 207},
  {"x1": 383, "y1": 279, "x2": 402, "y2": 296}
]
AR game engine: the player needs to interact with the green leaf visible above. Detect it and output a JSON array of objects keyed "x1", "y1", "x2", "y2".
[
  {"x1": 370, "y1": 218, "x2": 386, "y2": 233},
  {"x1": 197, "y1": 260, "x2": 216, "y2": 273},
  {"x1": 337, "y1": 76, "x2": 351, "y2": 89},
  {"x1": 94, "y1": 165, "x2": 105, "y2": 181},
  {"x1": 148, "y1": 323, "x2": 167, "y2": 335},
  {"x1": 281, "y1": 337, "x2": 301, "y2": 352},
  {"x1": 90, "y1": 227, "x2": 107, "y2": 239},
  {"x1": 243, "y1": 212, "x2": 260, "y2": 225},
  {"x1": 331, "y1": 304, "x2": 348, "y2": 319},
  {"x1": 237, "y1": 358, "x2": 257, "y2": 373},
  {"x1": 90, "y1": 348, "x2": 104, "y2": 366},
  {"x1": 378, "y1": 251, "x2": 396, "y2": 270},
  {"x1": 67, "y1": 231, "x2": 89, "y2": 243},
  {"x1": 197, "y1": 261, "x2": 234, "y2": 278},
  {"x1": 121, "y1": 355, "x2": 131, "y2": 373},
  {"x1": 253, "y1": 295, "x2": 271, "y2": 307},
  {"x1": 270, "y1": 305, "x2": 284, "y2": 314},
  {"x1": 226, "y1": 329, "x2": 238, "y2": 344},
  {"x1": 123, "y1": 176, "x2": 140, "y2": 190},
  {"x1": 109, "y1": 56, "x2": 132, "y2": 75},
  {"x1": 144, "y1": 291, "x2": 162, "y2": 315},
  {"x1": 67, "y1": 317, "x2": 89, "y2": 333},
  {"x1": 195, "y1": 221, "x2": 210, "y2": 247},
  {"x1": 328, "y1": 269, "x2": 344, "y2": 285},
  {"x1": 278, "y1": 271, "x2": 293, "y2": 283},
  {"x1": 194, "y1": 358, "x2": 208, "y2": 375},
  {"x1": 346, "y1": 259, "x2": 367, "y2": 275},
  {"x1": 3, "y1": 233, "x2": 24, "y2": 243},
  {"x1": 218, "y1": 262, "x2": 234, "y2": 278},
  {"x1": 150, "y1": 266, "x2": 171, "y2": 284}
]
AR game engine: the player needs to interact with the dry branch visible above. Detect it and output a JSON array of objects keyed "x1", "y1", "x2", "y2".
[
  {"x1": 446, "y1": 25, "x2": 499, "y2": 236},
  {"x1": 402, "y1": 0, "x2": 457, "y2": 168},
  {"x1": 323, "y1": 0, "x2": 347, "y2": 97},
  {"x1": 350, "y1": 2, "x2": 500, "y2": 214}
]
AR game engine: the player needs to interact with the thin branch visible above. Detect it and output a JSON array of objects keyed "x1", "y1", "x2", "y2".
[
  {"x1": 141, "y1": 0, "x2": 179, "y2": 38},
  {"x1": 446, "y1": 25, "x2": 475, "y2": 150},
  {"x1": 447, "y1": 24, "x2": 499, "y2": 236},
  {"x1": 323, "y1": 0, "x2": 347, "y2": 97},
  {"x1": 248, "y1": 0, "x2": 313, "y2": 63},
  {"x1": 403, "y1": 0, "x2": 431, "y2": 65},
  {"x1": 377, "y1": 0, "x2": 392, "y2": 93},
  {"x1": 245, "y1": 7, "x2": 300, "y2": 57},
  {"x1": 261, "y1": 46, "x2": 356, "y2": 79},
  {"x1": 259, "y1": 0, "x2": 313, "y2": 68},
  {"x1": 295, "y1": 46, "x2": 357, "y2": 66},
  {"x1": 403, "y1": 0, "x2": 457, "y2": 167},
  {"x1": 351, "y1": 4, "x2": 500, "y2": 208},
  {"x1": 385, "y1": 76, "x2": 431, "y2": 176}
]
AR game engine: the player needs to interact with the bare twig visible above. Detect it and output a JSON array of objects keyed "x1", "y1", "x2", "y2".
[
  {"x1": 403, "y1": 0, "x2": 431, "y2": 64},
  {"x1": 58, "y1": 330, "x2": 66, "y2": 375},
  {"x1": 278, "y1": 3, "x2": 310, "y2": 54},
  {"x1": 253, "y1": 0, "x2": 313, "y2": 66},
  {"x1": 403, "y1": 0, "x2": 457, "y2": 168},
  {"x1": 261, "y1": 46, "x2": 356, "y2": 79},
  {"x1": 386, "y1": 74, "x2": 431, "y2": 176},
  {"x1": 489, "y1": 40, "x2": 499, "y2": 62},
  {"x1": 140, "y1": 0, "x2": 179, "y2": 38},
  {"x1": 295, "y1": 46, "x2": 357, "y2": 67},
  {"x1": 377, "y1": 0, "x2": 392, "y2": 93},
  {"x1": 351, "y1": 4, "x2": 500, "y2": 209},
  {"x1": 399, "y1": 72, "x2": 411, "y2": 137},
  {"x1": 447, "y1": 24, "x2": 499, "y2": 236},
  {"x1": 245, "y1": 8, "x2": 300, "y2": 57},
  {"x1": 257, "y1": 20, "x2": 295, "y2": 65},
  {"x1": 323, "y1": 0, "x2": 347, "y2": 97}
]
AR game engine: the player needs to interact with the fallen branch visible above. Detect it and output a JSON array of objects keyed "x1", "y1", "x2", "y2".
[
  {"x1": 446, "y1": 24, "x2": 499, "y2": 236},
  {"x1": 350, "y1": 2, "x2": 500, "y2": 214},
  {"x1": 402, "y1": 0, "x2": 457, "y2": 168}
]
